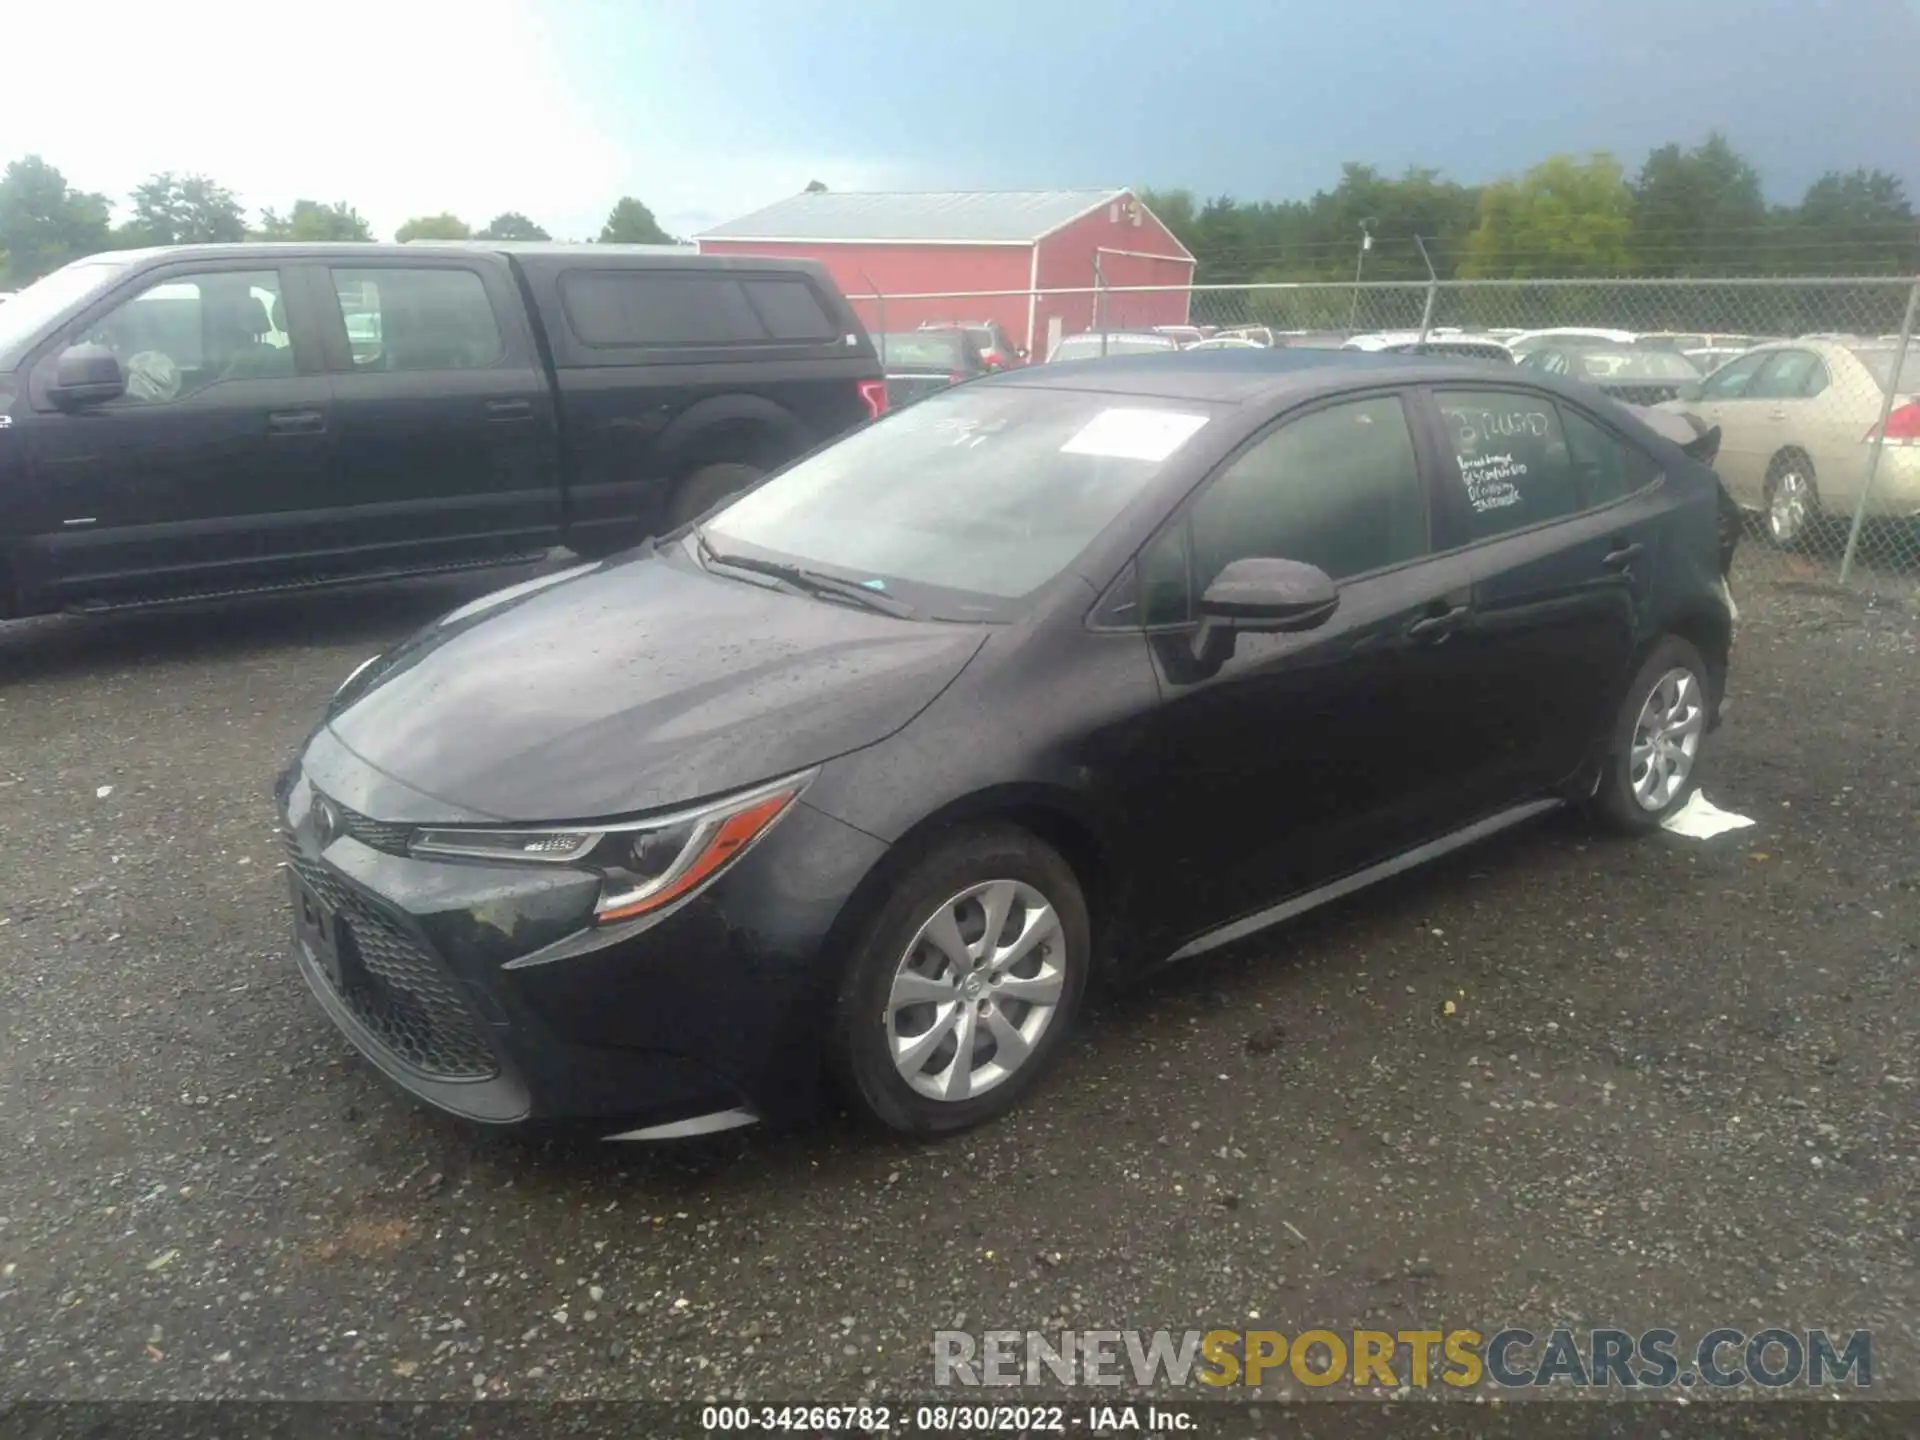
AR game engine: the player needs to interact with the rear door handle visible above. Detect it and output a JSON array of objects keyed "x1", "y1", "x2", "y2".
[
  {"x1": 486, "y1": 399, "x2": 534, "y2": 421},
  {"x1": 1603, "y1": 541, "x2": 1644, "y2": 571},
  {"x1": 1767, "y1": 409, "x2": 1788, "y2": 421},
  {"x1": 1406, "y1": 604, "x2": 1469, "y2": 643},
  {"x1": 267, "y1": 410, "x2": 326, "y2": 435}
]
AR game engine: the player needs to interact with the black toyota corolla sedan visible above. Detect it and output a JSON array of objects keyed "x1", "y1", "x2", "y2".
[{"x1": 278, "y1": 350, "x2": 1735, "y2": 1139}]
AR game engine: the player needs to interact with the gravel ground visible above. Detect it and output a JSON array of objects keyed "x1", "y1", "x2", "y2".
[{"x1": 0, "y1": 566, "x2": 1914, "y2": 1405}]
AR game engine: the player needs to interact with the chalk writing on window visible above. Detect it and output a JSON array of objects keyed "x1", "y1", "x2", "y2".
[
  {"x1": 1444, "y1": 405, "x2": 1553, "y2": 448},
  {"x1": 1459, "y1": 451, "x2": 1528, "y2": 513}
]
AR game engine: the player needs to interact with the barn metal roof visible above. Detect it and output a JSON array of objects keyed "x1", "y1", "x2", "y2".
[{"x1": 697, "y1": 189, "x2": 1141, "y2": 245}]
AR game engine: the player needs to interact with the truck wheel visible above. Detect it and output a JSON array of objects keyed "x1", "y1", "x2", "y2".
[{"x1": 667, "y1": 462, "x2": 763, "y2": 529}]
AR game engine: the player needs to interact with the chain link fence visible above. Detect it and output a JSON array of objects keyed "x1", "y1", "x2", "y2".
[{"x1": 847, "y1": 276, "x2": 1920, "y2": 601}]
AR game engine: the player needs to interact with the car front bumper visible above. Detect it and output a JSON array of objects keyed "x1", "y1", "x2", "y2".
[{"x1": 276, "y1": 738, "x2": 890, "y2": 1134}]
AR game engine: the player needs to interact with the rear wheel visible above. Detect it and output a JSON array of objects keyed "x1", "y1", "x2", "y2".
[
  {"x1": 830, "y1": 825, "x2": 1090, "y2": 1135},
  {"x1": 1594, "y1": 635, "x2": 1711, "y2": 832},
  {"x1": 667, "y1": 461, "x2": 764, "y2": 530},
  {"x1": 1763, "y1": 454, "x2": 1819, "y2": 549}
]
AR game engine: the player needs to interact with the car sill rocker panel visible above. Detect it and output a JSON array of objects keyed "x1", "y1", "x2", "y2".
[
  {"x1": 604, "y1": 1108, "x2": 760, "y2": 1142},
  {"x1": 1165, "y1": 798, "x2": 1564, "y2": 964}
]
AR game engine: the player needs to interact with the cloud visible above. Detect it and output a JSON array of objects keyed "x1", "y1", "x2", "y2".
[
  {"x1": 2, "y1": 0, "x2": 623, "y2": 240},
  {"x1": 0, "y1": 0, "x2": 907, "y2": 244}
]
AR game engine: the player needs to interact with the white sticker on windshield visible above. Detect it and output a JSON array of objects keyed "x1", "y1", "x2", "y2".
[{"x1": 1060, "y1": 408, "x2": 1209, "y2": 463}]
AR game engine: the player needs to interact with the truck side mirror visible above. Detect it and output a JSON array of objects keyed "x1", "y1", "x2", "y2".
[{"x1": 49, "y1": 344, "x2": 128, "y2": 409}]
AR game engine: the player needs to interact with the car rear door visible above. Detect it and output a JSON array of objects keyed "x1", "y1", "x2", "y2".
[
  {"x1": 1688, "y1": 349, "x2": 1774, "y2": 505},
  {"x1": 1419, "y1": 385, "x2": 1668, "y2": 810},
  {"x1": 1133, "y1": 390, "x2": 1484, "y2": 943},
  {"x1": 312, "y1": 257, "x2": 561, "y2": 568},
  {"x1": 17, "y1": 260, "x2": 333, "y2": 607}
]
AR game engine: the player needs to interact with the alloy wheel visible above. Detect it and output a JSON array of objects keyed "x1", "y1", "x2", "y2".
[
  {"x1": 1629, "y1": 667, "x2": 1704, "y2": 811},
  {"x1": 885, "y1": 879, "x2": 1066, "y2": 1102},
  {"x1": 1768, "y1": 469, "x2": 1811, "y2": 546}
]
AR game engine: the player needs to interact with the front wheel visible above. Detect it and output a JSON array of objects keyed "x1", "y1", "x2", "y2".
[
  {"x1": 830, "y1": 825, "x2": 1090, "y2": 1135},
  {"x1": 1594, "y1": 636, "x2": 1711, "y2": 832}
]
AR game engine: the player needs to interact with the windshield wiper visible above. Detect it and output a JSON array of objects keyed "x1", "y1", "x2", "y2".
[{"x1": 697, "y1": 533, "x2": 915, "y2": 618}]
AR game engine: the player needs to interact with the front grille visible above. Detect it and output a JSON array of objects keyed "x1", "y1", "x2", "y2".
[
  {"x1": 336, "y1": 804, "x2": 414, "y2": 856},
  {"x1": 284, "y1": 837, "x2": 499, "y2": 1081}
]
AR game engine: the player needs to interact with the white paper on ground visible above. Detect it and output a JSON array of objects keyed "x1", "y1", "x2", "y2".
[
  {"x1": 1661, "y1": 791, "x2": 1755, "y2": 839},
  {"x1": 1060, "y1": 408, "x2": 1209, "y2": 463}
]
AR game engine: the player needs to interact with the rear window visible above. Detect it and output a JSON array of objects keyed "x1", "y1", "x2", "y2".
[
  {"x1": 877, "y1": 332, "x2": 966, "y2": 367},
  {"x1": 1851, "y1": 347, "x2": 1920, "y2": 394},
  {"x1": 559, "y1": 270, "x2": 841, "y2": 348}
]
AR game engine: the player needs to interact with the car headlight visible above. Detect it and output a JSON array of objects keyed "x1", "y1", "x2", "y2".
[
  {"x1": 334, "y1": 652, "x2": 384, "y2": 700},
  {"x1": 409, "y1": 770, "x2": 814, "y2": 924}
]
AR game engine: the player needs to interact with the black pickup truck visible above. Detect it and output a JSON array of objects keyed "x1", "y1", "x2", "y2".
[{"x1": 0, "y1": 243, "x2": 885, "y2": 618}]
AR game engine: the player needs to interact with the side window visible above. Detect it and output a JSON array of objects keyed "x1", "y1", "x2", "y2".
[
  {"x1": 1433, "y1": 389, "x2": 1579, "y2": 542},
  {"x1": 1699, "y1": 350, "x2": 1769, "y2": 399},
  {"x1": 1750, "y1": 350, "x2": 1826, "y2": 400},
  {"x1": 1186, "y1": 395, "x2": 1427, "y2": 590},
  {"x1": 1560, "y1": 406, "x2": 1657, "y2": 507},
  {"x1": 329, "y1": 268, "x2": 502, "y2": 373},
  {"x1": 740, "y1": 277, "x2": 839, "y2": 342},
  {"x1": 78, "y1": 269, "x2": 289, "y2": 403},
  {"x1": 561, "y1": 272, "x2": 763, "y2": 347}
]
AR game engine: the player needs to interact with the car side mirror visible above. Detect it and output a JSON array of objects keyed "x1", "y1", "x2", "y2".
[
  {"x1": 1192, "y1": 557, "x2": 1339, "y2": 666},
  {"x1": 49, "y1": 343, "x2": 126, "y2": 409}
]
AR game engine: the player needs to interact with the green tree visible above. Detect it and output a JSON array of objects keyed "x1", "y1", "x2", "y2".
[
  {"x1": 255, "y1": 200, "x2": 373, "y2": 242},
  {"x1": 598, "y1": 196, "x2": 673, "y2": 245},
  {"x1": 395, "y1": 212, "x2": 472, "y2": 242},
  {"x1": 0, "y1": 155, "x2": 111, "y2": 284},
  {"x1": 1460, "y1": 153, "x2": 1633, "y2": 278},
  {"x1": 124, "y1": 172, "x2": 246, "y2": 246},
  {"x1": 1629, "y1": 133, "x2": 1767, "y2": 275},
  {"x1": 475, "y1": 211, "x2": 549, "y2": 241},
  {"x1": 1785, "y1": 169, "x2": 1918, "y2": 273}
]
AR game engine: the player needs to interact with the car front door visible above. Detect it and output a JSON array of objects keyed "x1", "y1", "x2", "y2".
[
  {"x1": 16, "y1": 263, "x2": 332, "y2": 607},
  {"x1": 1134, "y1": 391, "x2": 1483, "y2": 946},
  {"x1": 1422, "y1": 386, "x2": 1665, "y2": 810},
  {"x1": 315, "y1": 260, "x2": 561, "y2": 567}
]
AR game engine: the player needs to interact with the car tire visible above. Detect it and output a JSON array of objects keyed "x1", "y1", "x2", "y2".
[
  {"x1": 829, "y1": 824, "x2": 1091, "y2": 1136},
  {"x1": 1762, "y1": 453, "x2": 1819, "y2": 550},
  {"x1": 1594, "y1": 635, "x2": 1712, "y2": 833},
  {"x1": 666, "y1": 461, "x2": 764, "y2": 530}
]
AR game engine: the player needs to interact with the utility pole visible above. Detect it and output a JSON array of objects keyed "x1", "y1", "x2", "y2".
[{"x1": 1348, "y1": 220, "x2": 1374, "y2": 329}]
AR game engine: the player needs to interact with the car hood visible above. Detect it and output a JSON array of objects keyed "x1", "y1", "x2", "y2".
[{"x1": 325, "y1": 550, "x2": 987, "y2": 822}]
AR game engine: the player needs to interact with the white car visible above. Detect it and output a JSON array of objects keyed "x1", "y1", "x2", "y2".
[
  {"x1": 1504, "y1": 327, "x2": 1638, "y2": 357},
  {"x1": 1182, "y1": 336, "x2": 1265, "y2": 351}
]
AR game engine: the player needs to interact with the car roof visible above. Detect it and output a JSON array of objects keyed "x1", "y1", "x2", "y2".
[
  {"x1": 994, "y1": 346, "x2": 1521, "y2": 403},
  {"x1": 82, "y1": 241, "x2": 819, "y2": 273}
]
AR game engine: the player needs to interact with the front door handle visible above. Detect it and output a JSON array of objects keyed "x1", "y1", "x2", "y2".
[
  {"x1": 486, "y1": 399, "x2": 534, "y2": 421},
  {"x1": 1406, "y1": 604, "x2": 1469, "y2": 643},
  {"x1": 1603, "y1": 541, "x2": 1644, "y2": 572},
  {"x1": 268, "y1": 410, "x2": 326, "y2": 435}
]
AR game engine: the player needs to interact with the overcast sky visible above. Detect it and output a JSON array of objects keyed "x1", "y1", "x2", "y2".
[{"x1": 5, "y1": 0, "x2": 1918, "y2": 243}]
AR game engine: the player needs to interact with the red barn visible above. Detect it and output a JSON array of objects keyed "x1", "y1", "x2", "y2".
[{"x1": 695, "y1": 189, "x2": 1195, "y2": 359}]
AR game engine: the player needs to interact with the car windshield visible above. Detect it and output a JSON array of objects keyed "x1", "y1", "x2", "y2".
[
  {"x1": 876, "y1": 332, "x2": 967, "y2": 367},
  {"x1": 0, "y1": 259, "x2": 131, "y2": 364},
  {"x1": 1851, "y1": 347, "x2": 1920, "y2": 393},
  {"x1": 703, "y1": 385, "x2": 1214, "y2": 615},
  {"x1": 1051, "y1": 333, "x2": 1176, "y2": 361}
]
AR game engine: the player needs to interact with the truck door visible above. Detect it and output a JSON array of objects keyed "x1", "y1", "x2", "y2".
[
  {"x1": 17, "y1": 262, "x2": 333, "y2": 607},
  {"x1": 312, "y1": 259, "x2": 561, "y2": 567}
]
